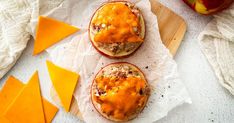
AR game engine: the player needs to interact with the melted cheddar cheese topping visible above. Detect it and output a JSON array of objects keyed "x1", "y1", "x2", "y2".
[
  {"x1": 94, "y1": 76, "x2": 147, "y2": 120},
  {"x1": 92, "y1": 3, "x2": 143, "y2": 43}
]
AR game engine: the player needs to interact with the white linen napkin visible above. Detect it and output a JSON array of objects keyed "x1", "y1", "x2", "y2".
[
  {"x1": 0, "y1": 0, "x2": 37, "y2": 79},
  {"x1": 199, "y1": 4, "x2": 234, "y2": 95},
  {"x1": 0, "y1": 0, "x2": 64, "y2": 79}
]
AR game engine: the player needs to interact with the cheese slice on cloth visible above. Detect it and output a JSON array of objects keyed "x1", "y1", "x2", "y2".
[
  {"x1": 46, "y1": 60, "x2": 79, "y2": 112},
  {"x1": 0, "y1": 75, "x2": 58, "y2": 123},
  {"x1": 3, "y1": 72, "x2": 45, "y2": 123},
  {"x1": 33, "y1": 16, "x2": 79, "y2": 55}
]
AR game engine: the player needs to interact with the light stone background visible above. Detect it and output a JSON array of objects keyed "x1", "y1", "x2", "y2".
[{"x1": 0, "y1": 0, "x2": 234, "y2": 123}]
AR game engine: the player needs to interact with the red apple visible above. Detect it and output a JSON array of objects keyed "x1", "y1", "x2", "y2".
[{"x1": 183, "y1": 0, "x2": 233, "y2": 14}]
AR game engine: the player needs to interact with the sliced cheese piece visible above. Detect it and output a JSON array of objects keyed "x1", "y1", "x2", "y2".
[
  {"x1": 46, "y1": 60, "x2": 79, "y2": 112},
  {"x1": 0, "y1": 76, "x2": 24, "y2": 115},
  {"x1": 0, "y1": 75, "x2": 58, "y2": 123},
  {"x1": 34, "y1": 16, "x2": 79, "y2": 55},
  {"x1": 0, "y1": 116, "x2": 11, "y2": 123},
  {"x1": 3, "y1": 72, "x2": 45, "y2": 123},
  {"x1": 42, "y1": 99, "x2": 58, "y2": 123}
]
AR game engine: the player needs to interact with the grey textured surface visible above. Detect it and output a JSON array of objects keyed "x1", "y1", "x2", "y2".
[{"x1": 0, "y1": 0, "x2": 234, "y2": 123}]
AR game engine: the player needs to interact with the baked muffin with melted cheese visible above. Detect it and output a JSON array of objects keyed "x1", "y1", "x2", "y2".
[
  {"x1": 89, "y1": 1, "x2": 145, "y2": 58},
  {"x1": 91, "y1": 62, "x2": 150, "y2": 121}
]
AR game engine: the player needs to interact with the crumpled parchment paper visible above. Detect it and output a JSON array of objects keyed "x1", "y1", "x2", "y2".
[{"x1": 32, "y1": 0, "x2": 191, "y2": 122}]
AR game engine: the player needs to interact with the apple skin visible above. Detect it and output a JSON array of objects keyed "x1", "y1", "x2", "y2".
[{"x1": 183, "y1": 0, "x2": 233, "y2": 15}]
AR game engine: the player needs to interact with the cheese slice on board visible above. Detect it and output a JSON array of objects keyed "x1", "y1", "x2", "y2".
[
  {"x1": 3, "y1": 72, "x2": 45, "y2": 123},
  {"x1": 0, "y1": 75, "x2": 58, "y2": 123},
  {"x1": 46, "y1": 60, "x2": 79, "y2": 112},
  {"x1": 33, "y1": 16, "x2": 79, "y2": 55}
]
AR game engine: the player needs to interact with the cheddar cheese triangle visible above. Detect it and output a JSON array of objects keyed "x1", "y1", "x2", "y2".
[
  {"x1": 46, "y1": 60, "x2": 79, "y2": 112},
  {"x1": 34, "y1": 16, "x2": 79, "y2": 55},
  {"x1": 0, "y1": 75, "x2": 58, "y2": 123},
  {"x1": 3, "y1": 72, "x2": 45, "y2": 123},
  {"x1": 0, "y1": 76, "x2": 24, "y2": 115},
  {"x1": 42, "y1": 99, "x2": 58, "y2": 123},
  {"x1": 0, "y1": 116, "x2": 10, "y2": 123}
]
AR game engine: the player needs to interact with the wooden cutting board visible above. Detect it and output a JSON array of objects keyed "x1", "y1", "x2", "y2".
[
  {"x1": 51, "y1": 0, "x2": 187, "y2": 120},
  {"x1": 150, "y1": 0, "x2": 186, "y2": 56}
]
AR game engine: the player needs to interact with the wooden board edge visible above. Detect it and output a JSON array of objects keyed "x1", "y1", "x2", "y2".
[{"x1": 150, "y1": 0, "x2": 187, "y2": 56}]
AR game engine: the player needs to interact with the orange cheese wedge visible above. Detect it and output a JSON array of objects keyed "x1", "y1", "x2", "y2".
[
  {"x1": 0, "y1": 116, "x2": 10, "y2": 123},
  {"x1": 46, "y1": 60, "x2": 79, "y2": 112},
  {"x1": 0, "y1": 76, "x2": 24, "y2": 114},
  {"x1": 0, "y1": 75, "x2": 58, "y2": 123},
  {"x1": 3, "y1": 72, "x2": 45, "y2": 123},
  {"x1": 42, "y1": 99, "x2": 58, "y2": 123},
  {"x1": 34, "y1": 16, "x2": 79, "y2": 55}
]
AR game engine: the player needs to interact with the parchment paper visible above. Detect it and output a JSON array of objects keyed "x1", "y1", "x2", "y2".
[{"x1": 32, "y1": 0, "x2": 191, "y2": 122}]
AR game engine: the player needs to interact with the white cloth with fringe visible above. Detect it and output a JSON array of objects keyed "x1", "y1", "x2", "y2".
[{"x1": 199, "y1": 4, "x2": 234, "y2": 95}]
